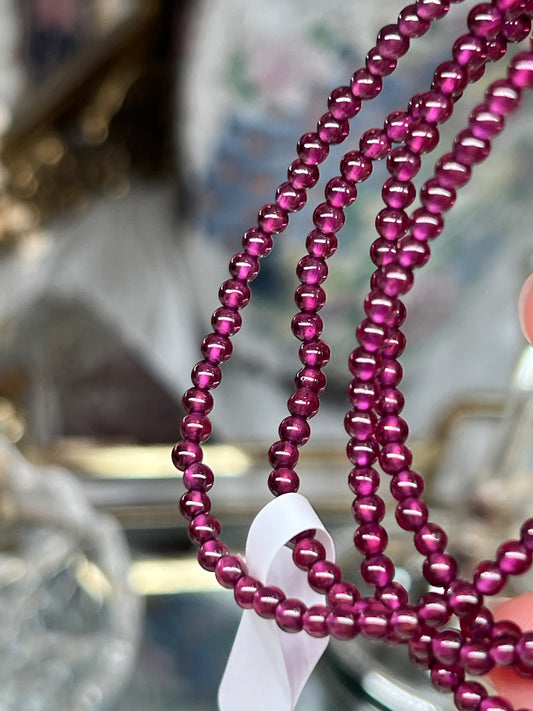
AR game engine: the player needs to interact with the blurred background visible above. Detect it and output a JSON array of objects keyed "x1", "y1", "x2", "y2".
[{"x1": 1, "y1": 1, "x2": 533, "y2": 709}]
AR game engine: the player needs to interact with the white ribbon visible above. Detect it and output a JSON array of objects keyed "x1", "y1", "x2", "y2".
[{"x1": 218, "y1": 493, "x2": 335, "y2": 711}]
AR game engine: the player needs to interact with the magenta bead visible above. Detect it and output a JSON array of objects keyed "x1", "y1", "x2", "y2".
[
  {"x1": 340, "y1": 150, "x2": 373, "y2": 183},
  {"x1": 268, "y1": 440, "x2": 299, "y2": 469},
  {"x1": 327, "y1": 581, "x2": 361, "y2": 609},
  {"x1": 297, "y1": 255, "x2": 328, "y2": 285},
  {"x1": 386, "y1": 146, "x2": 421, "y2": 181},
  {"x1": 295, "y1": 284, "x2": 326, "y2": 313},
  {"x1": 376, "y1": 207, "x2": 409, "y2": 240},
  {"x1": 275, "y1": 598, "x2": 306, "y2": 633},
  {"x1": 390, "y1": 469, "x2": 423, "y2": 500},
  {"x1": 486, "y1": 35, "x2": 507, "y2": 62},
  {"x1": 478, "y1": 698, "x2": 513, "y2": 711},
  {"x1": 360, "y1": 127, "x2": 392, "y2": 160},
  {"x1": 328, "y1": 85, "x2": 361, "y2": 120},
  {"x1": 411, "y1": 207, "x2": 444, "y2": 241},
  {"x1": 432, "y1": 60, "x2": 468, "y2": 98},
  {"x1": 279, "y1": 415, "x2": 310, "y2": 445},
  {"x1": 308, "y1": 560, "x2": 341, "y2": 592},
  {"x1": 490, "y1": 633, "x2": 518, "y2": 667},
  {"x1": 183, "y1": 387, "x2": 214, "y2": 414},
  {"x1": 348, "y1": 348, "x2": 379, "y2": 381},
  {"x1": 421, "y1": 178, "x2": 456, "y2": 212},
  {"x1": 376, "y1": 24, "x2": 410, "y2": 59},
  {"x1": 398, "y1": 5, "x2": 431, "y2": 38},
  {"x1": 406, "y1": 121, "x2": 439, "y2": 154},
  {"x1": 229, "y1": 252, "x2": 260, "y2": 282},
  {"x1": 268, "y1": 467, "x2": 300, "y2": 495},
  {"x1": 390, "y1": 605, "x2": 420, "y2": 641},
  {"x1": 201, "y1": 333, "x2": 233, "y2": 364},
  {"x1": 454, "y1": 129, "x2": 491, "y2": 166},
  {"x1": 509, "y1": 50, "x2": 533, "y2": 89},
  {"x1": 295, "y1": 368, "x2": 326, "y2": 395},
  {"x1": 378, "y1": 358, "x2": 404, "y2": 386},
  {"x1": 382, "y1": 177, "x2": 416, "y2": 208},
  {"x1": 179, "y1": 490, "x2": 210, "y2": 521},
  {"x1": 299, "y1": 339, "x2": 330, "y2": 367},
  {"x1": 376, "y1": 414, "x2": 408, "y2": 444},
  {"x1": 276, "y1": 181, "x2": 307, "y2": 212},
  {"x1": 354, "y1": 522, "x2": 388, "y2": 555},
  {"x1": 460, "y1": 606, "x2": 494, "y2": 640},
  {"x1": 234, "y1": 575, "x2": 260, "y2": 609},
  {"x1": 317, "y1": 112, "x2": 349, "y2": 144},
  {"x1": 242, "y1": 228, "x2": 273, "y2": 258},
  {"x1": 303, "y1": 604, "x2": 330, "y2": 638},
  {"x1": 352, "y1": 494, "x2": 385, "y2": 524},
  {"x1": 419, "y1": 592, "x2": 452, "y2": 627},
  {"x1": 306, "y1": 229, "x2": 338, "y2": 259},
  {"x1": 435, "y1": 153, "x2": 472, "y2": 189},
  {"x1": 430, "y1": 663, "x2": 464, "y2": 693},
  {"x1": 356, "y1": 318, "x2": 387, "y2": 352},
  {"x1": 447, "y1": 579, "x2": 481, "y2": 618},
  {"x1": 379, "y1": 442, "x2": 413, "y2": 474},
  {"x1": 397, "y1": 236, "x2": 430, "y2": 268},
  {"x1": 350, "y1": 68, "x2": 383, "y2": 100},
  {"x1": 188, "y1": 513, "x2": 220, "y2": 545},
  {"x1": 357, "y1": 599, "x2": 389, "y2": 640},
  {"x1": 180, "y1": 413, "x2": 212, "y2": 443},
  {"x1": 347, "y1": 380, "x2": 379, "y2": 412},
  {"x1": 377, "y1": 387, "x2": 405, "y2": 415},
  {"x1": 485, "y1": 79, "x2": 521, "y2": 116},
  {"x1": 408, "y1": 628, "x2": 434, "y2": 666},
  {"x1": 361, "y1": 554, "x2": 395, "y2": 587},
  {"x1": 344, "y1": 409, "x2": 376, "y2": 440},
  {"x1": 215, "y1": 554, "x2": 246, "y2": 589},
  {"x1": 253, "y1": 585, "x2": 285, "y2": 619},
  {"x1": 395, "y1": 497, "x2": 428, "y2": 531},
  {"x1": 198, "y1": 539, "x2": 229, "y2": 572},
  {"x1": 454, "y1": 681, "x2": 488, "y2": 711},
  {"x1": 297, "y1": 132, "x2": 329, "y2": 165},
  {"x1": 348, "y1": 467, "x2": 380, "y2": 496},
  {"x1": 432, "y1": 629, "x2": 462, "y2": 665},
  {"x1": 191, "y1": 360, "x2": 222, "y2": 390},
  {"x1": 292, "y1": 536, "x2": 326, "y2": 570},
  {"x1": 378, "y1": 581, "x2": 409, "y2": 610},
  {"x1": 385, "y1": 109, "x2": 412, "y2": 143},
  {"x1": 327, "y1": 605, "x2": 359, "y2": 640},
  {"x1": 474, "y1": 560, "x2": 507, "y2": 595},
  {"x1": 453, "y1": 34, "x2": 488, "y2": 71},
  {"x1": 291, "y1": 312, "x2": 323, "y2": 341},
  {"x1": 469, "y1": 104, "x2": 504, "y2": 140},
  {"x1": 416, "y1": 90, "x2": 453, "y2": 124},
  {"x1": 346, "y1": 438, "x2": 378, "y2": 467},
  {"x1": 288, "y1": 387, "x2": 319, "y2": 418},
  {"x1": 172, "y1": 439, "x2": 203, "y2": 471},
  {"x1": 370, "y1": 238, "x2": 396, "y2": 267},
  {"x1": 520, "y1": 517, "x2": 533, "y2": 550},
  {"x1": 414, "y1": 522, "x2": 447, "y2": 554},
  {"x1": 211, "y1": 306, "x2": 242, "y2": 336},
  {"x1": 312, "y1": 202, "x2": 345, "y2": 233},
  {"x1": 366, "y1": 47, "x2": 397, "y2": 77},
  {"x1": 258, "y1": 203, "x2": 288, "y2": 234},
  {"x1": 502, "y1": 14, "x2": 531, "y2": 42},
  {"x1": 468, "y1": 3, "x2": 503, "y2": 39},
  {"x1": 287, "y1": 159, "x2": 320, "y2": 190},
  {"x1": 416, "y1": 0, "x2": 450, "y2": 21},
  {"x1": 364, "y1": 290, "x2": 401, "y2": 326},
  {"x1": 496, "y1": 539, "x2": 532, "y2": 575},
  {"x1": 382, "y1": 329, "x2": 406, "y2": 358},
  {"x1": 325, "y1": 177, "x2": 357, "y2": 208},
  {"x1": 423, "y1": 552, "x2": 458, "y2": 587}
]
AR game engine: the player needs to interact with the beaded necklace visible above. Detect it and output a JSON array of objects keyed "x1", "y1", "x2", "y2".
[{"x1": 173, "y1": 2, "x2": 533, "y2": 709}]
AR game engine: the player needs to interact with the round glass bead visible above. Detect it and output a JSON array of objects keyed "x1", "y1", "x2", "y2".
[
  {"x1": 276, "y1": 181, "x2": 307, "y2": 212},
  {"x1": 382, "y1": 177, "x2": 416, "y2": 208},
  {"x1": 408, "y1": 627, "x2": 434, "y2": 666},
  {"x1": 191, "y1": 360, "x2": 222, "y2": 390},
  {"x1": 454, "y1": 129, "x2": 491, "y2": 165},
  {"x1": 188, "y1": 513, "x2": 220, "y2": 545},
  {"x1": 520, "y1": 517, "x2": 533, "y2": 550},
  {"x1": 317, "y1": 112, "x2": 349, "y2": 144},
  {"x1": 415, "y1": 90, "x2": 453, "y2": 124},
  {"x1": 180, "y1": 413, "x2": 212, "y2": 443},
  {"x1": 303, "y1": 605, "x2": 329, "y2": 638},
  {"x1": 502, "y1": 14, "x2": 531, "y2": 42},
  {"x1": 378, "y1": 581, "x2": 409, "y2": 610},
  {"x1": 229, "y1": 252, "x2": 259, "y2": 282},
  {"x1": 379, "y1": 443, "x2": 413, "y2": 475},
  {"x1": 327, "y1": 605, "x2": 359, "y2": 640},
  {"x1": 288, "y1": 388, "x2": 319, "y2": 418},
  {"x1": 347, "y1": 380, "x2": 379, "y2": 412},
  {"x1": 201, "y1": 333, "x2": 233, "y2": 364},
  {"x1": 340, "y1": 150, "x2": 373, "y2": 183},
  {"x1": 257, "y1": 203, "x2": 288, "y2": 234},
  {"x1": 344, "y1": 409, "x2": 376, "y2": 440},
  {"x1": 370, "y1": 237, "x2": 396, "y2": 267},
  {"x1": 172, "y1": 439, "x2": 203, "y2": 471},
  {"x1": 473, "y1": 560, "x2": 507, "y2": 595},
  {"x1": 516, "y1": 631, "x2": 533, "y2": 671},
  {"x1": 182, "y1": 387, "x2": 214, "y2": 414},
  {"x1": 357, "y1": 599, "x2": 389, "y2": 640},
  {"x1": 490, "y1": 633, "x2": 518, "y2": 667},
  {"x1": 348, "y1": 348, "x2": 379, "y2": 381},
  {"x1": 325, "y1": 177, "x2": 357, "y2": 208},
  {"x1": 353, "y1": 522, "x2": 388, "y2": 555},
  {"x1": 386, "y1": 146, "x2": 421, "y2": 180},
  {"x1": 279, "y1": 415, "x2": 311, "y2": 445},
  {"x1": 268, "y1": 467, "x2": 300, "y2": 495},
  {"x1": 509, "y1": 50, "x2": 533, "y2": 88},
  {"x1": 390, "y1": 469, "x2": 423, "y2": 500},
  {"x1": 485, "y1": 79, "x2": 521, "y2": 116},
  {"x1": 292, "y1": 536, "x2": 326, "y2": 570},
  {"x1": 385, "y1": 109, "x2": 412, "y2": 143},
  {"x1": 411, "y1": 207, "x2": 444, "y2": 241},
  {"x1": 242, "y1": 227, "x2": 273, "y2": 258},
  {"x1": 447, "y1": 579, "x2": 481, "y2": 617},
  {"x1": 376, "y1": 414, "x2": 408, "y2": 444},
  {"x1": 328, "y1": 85, "x2": 361, "y2": 120},
  {"x1": 215, "y1": 554, "x2": 247, "y2": 589},
  {"x1": 397, "y1": 236, "x2": 431, "y2": 268},
  {"x1": 295, "y1": 365, "x2": 326, "y2": 392},
  {"x1": 478, "y1": 698, "x2": 513, "y2": 711},
  {"x1": 291, "y1": 312, "x2": 323, "y2": 341},
  {"x1": 398, "y1": 5, "x2": 431, "y2": 38},
  {"x1": 198, "y1": 539, "x2": 229, "y2": 572},
  {"x1": 350, "y1": 68, "x2": 383, "y2": 100},
  {"x1": 327, "y1": 581, "x2": 360, "y2": 609},
  {"x1": 234, "y1": 575, "x2": 260, "y2": 609},
  {"x1": 423, "y1": 552, "x2": 458, "y2": 587},
  {"x1": 389, "y1": 605, "x2": 420, "y2": 642},
  {"x1": 268, "y1": 440, "x2": 299, "y2": 469},
  {"x1": 376, "y1": 24, "x2": 410, "y2": 59},
  {"x1": 346, "y1": 438, "x2": 378, "y2": 467},
  {"x1": 297, "y1": 132, "x2": 329, "y2": 165},
  {"x1": 421, "y1": 178, "x2": 456, "y2": 213},
  {"x1": 416, "y1": 0, "x2": 450, "y2": 21},
  {"x1": 299, "y1": 339, "x2": 330, "y2": 367},
  {"x1": 275, "y1": 598, "x2": 306, "y2": 633},
  {"x1": 396, "y1": 497, "x2": 428, "y2": 531},
  {"x1": 418, "y1": 592, "x2": 451, "y2": 627},
  {"x1": 432, "y1": 60, "x2": 468, "y2": 97},
  {"x1": 295, "y1": 284, "x2": 326, "y2": 313},
  {"x1": 405, "y1": 121, "x2": 439, "y2": 153},
  {"x1": 211, "y1": 306, "x2": 242, "y2": 336},
  {"x1": 379, "y1": 357, "x2": 404, "y2": 385},
  {"x1": 460, "y1": 606, "x2": 494, "y2": 640},
  {"x1": 296, "y1": 255, "x2": 328, "y2": 285},
  {"x1": 496, "y1": 539, "x2": 532, "y2": 575},
  {"x1": 366, "y1": 47, "x2": 397, "y2": 77},
  {"x1": 453, "y1": 34, "x2": 488, "y2": 70},
  {"x1": 306, "y1": 229, "x2": 338, "y2": 259},
  {"x1": 360, "y1": 127, "x2": 392, "y2": 160},
  {"x1": 361, "y1": 554, "x2": 395, "y2": 587},
  {"x1": 179, "y1": 490, "x2": 210, "y2": 521},
  {"x1": 253, "y1": 585, "x2": 286, "y2": 619},
  {"x1": 414, "y1": 522, "x2": 447, "y2": 554},
  {"x1": 287, "y1": 159, "x2": 320, "y2": 190},
  {"x1": 430, "y1": 663, "x2": 464, "y2": 693},
  {"x1": 308, "y1": 560, "x2": 342, "y2": 592},
  {"x1": 454, "y1": 681, "x2": 488, "y2": 711},
  {"x1": 432, "y1": 629, "x2": 462, "y2": 665},
  {"x1": 352, "y1": 494, "x2": 385, "y2": 524},
  {"x1": 468, "y1": 4, "x2": 503, "y2": 39},
  {"x1": 376, "y1": 387, "x2": 405, "y2": 415},
  {"x1": 382, "y1": 329, "x2": 406, "y2": 358},
  {"x1": 375, "y1": 208, "x2": 409, "y2": 240},
  {"x1": 356, "y1": 318, "x2": 387, "y2": 352},
  {"x1": 348, "y1": 467, "x2": 380, "y2": 496},
  {"x1": 312, "y1": 202, "x2": 345, "y2": 233},
  {"x1": 469, "y1": 104, "x2": 504, "y2": 140},
  {"x1": 435, "y1": 153, "x2": 472, "y2": 189}
]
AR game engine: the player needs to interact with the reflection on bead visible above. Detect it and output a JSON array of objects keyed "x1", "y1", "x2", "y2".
[
  {"x1": 295, "y1": 363, "x2": 327, "y2": 393},
  {"x1": 509, "y1": 50, "x2": 533, "y2": 88},
  {"x1": 380, "y1": 442, "x2": 413, "y2": 474},
  {"x1": 350, "y1": 68, "x2": 383, "y2": 100},
  {"x1": 454, "y1": 128, "x2": 491, "y2": 165},
  {"x1": 398, "y1": 236, "x2": 431, "y2": 268},
  {"x1": 253, "y1": 585, "x2": 286, "y2": 619},
  {"x1": 182, "y1": 387, "x2": 214, "y2": 414},
  {"x1": 473, "y1": 560, "x2": 507, "y2": 595},
  {"x1": 297, "y1": 132, "x2": 329, "y2": 165},
  {"x1": 317, "y1": 112, "x2": 349, "y2": 144},
  {"x1": 454, "y1": 681, "x2": 488, "y2": 711},
  {"x1": 287, "y1": 159, "x2": 320, "y2": 189},
  {"x1": 370, "y1": 237, "x2": 396, "y2": 267},
  {"x1": 198, "y1": 539, "x2": 229, "y2": 572},
  {"x1": 390, "y1": 605, "x2": 420, "y2": 641},
  {"x1": 211, "y1": 306, "x2": 242, "y2": 336},
  {"x1": 299, "y1": 339, "x2": 330, "y2": 367},
  {"x1": 344, "y1": 409, "x2": 376, "y2": 440},
  {"x1": 396, "y1": 497, "x2": 428, "y2": 531},
  {"x1": 234, "y1": 575, "x2": 260, "y2": 609},
  {"x1": 268, "y1": 467, "x2": 300, "y2": 496},
  {"x1": 303, "y1": 604, "x2": 330, "y2": 638},
  {"x1": 276, "y1": 181, "x2": 307, "y2": 212},
  {"x1": 296, "y1": 255, "x2": 328, "y2": 285},
  {"x1": 382, "y1": 329, "x2": 407, "y2": 358},
  {"x1": 348, "y1": 348, "x2": 379, "y2": 380},
  {"x1": 291, "y1": 312, "x2": 323, "y2": 341},
  {"x1": 415, "y1": 90, "x2": 453, "y2": 124},
  {"x1": 379, "y1": 358, "x2": 404, "y2": 386},
  {"x1": 258, "y1": 203, "x2": 289, "y2": 234},
  {"x1": 453, "y1": 34, "x2": 488, "y2": 71},
  {"x1": 179, "y1": 490, "x2": 211, "y2": 521},
  {"x1": 215, "y1": 554, "x2": 247, "y2": 589},
  {"x1": 276, "y1": 598, "x2": 306, "y2": 633},
  {"x1": 242, "y1": 227, "x2": 273, "y2": 258},
  {"x1": 328, "y1": 85, "x2": 362, "y2": 120},
  {"x1": 341, "y1": 150, "x2": 373, "y2": 183},
  {"x1": 377, "y1": 387, "x2": 405, "y2": 415},
  {"x1": 188, "y1": 513, "x2": 220, "y2": 545},
  {"x1": 502, "y1": 14, "x2": 531, "y2": 43},
  {"x1": 308, "y1": 560, "x2": 342, "y2": 592},
  {"x1": 353, "y1": 523, "x2": 388, "y2": 555},
  {"x1": 327, "y1": 581, "x2": 360, "y2": 608},
  {"x1": 460, "y1": 606, "x2": 494, "y2": 640},
  {"x1": 419, "y1": 592, "x2": 451, "y2": 627}
]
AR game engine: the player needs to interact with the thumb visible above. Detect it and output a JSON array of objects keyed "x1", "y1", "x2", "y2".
[{"x1": 486, "y1": 592, "x2": 533, "y2": 707}]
